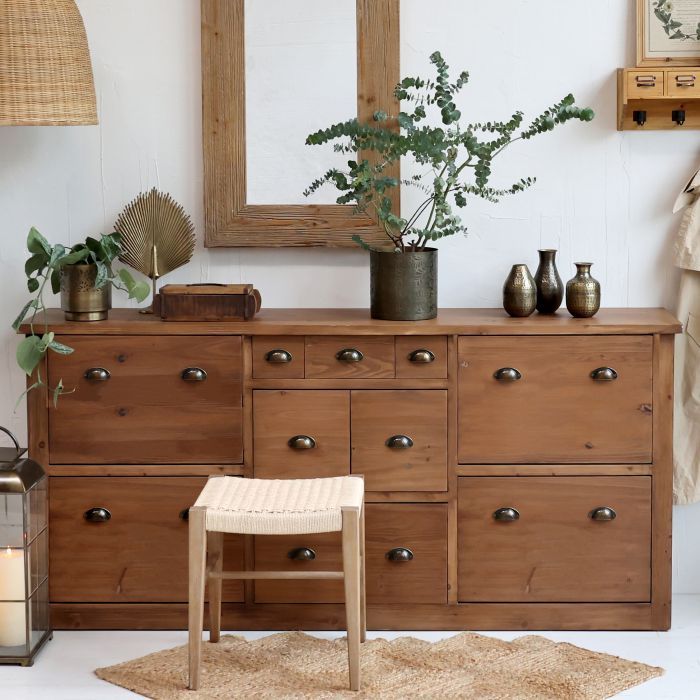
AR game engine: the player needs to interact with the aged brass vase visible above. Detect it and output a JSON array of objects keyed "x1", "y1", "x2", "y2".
[
  {"x1": 60, "y1": 263, "x2": 111, "y2": 321},
  {"x1": 534, "y1": 248, "x2": 564, "y2": 314},
  {"x1": 566, "y1": 262, "x2": 601, "y2": 318},
  {"x1": 503, "y1": 264, "x2": 537, "y2": 317}
]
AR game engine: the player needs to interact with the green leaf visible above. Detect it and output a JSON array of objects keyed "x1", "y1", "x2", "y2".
[
  {"x1": 117, "y1": 269, "x2": 150, "y2": 302},
  {"x1": 48, "y1": 340, "x2": 74, "y2": 355},
  {"x1": 51, "y1": 268, "x2": 61, "y2": 295},
  {"x1": 25, "y1": 253, "x2": 47, "y2": 277},
  {"x1": 12, "y1": 300, "x2": 37, "y2": 331},
  {"x1": 27, "y1": 228, "x2": 51, "y2": 256},
  {"x1": 27, "y1": 277, "x2": 40, "y2": 294},
  {"x1": 53, "y1": 379, "x2": 64, "y2": 408},
  {"x1": 351, "y1": 235, "x2": 373, "y2": 251},
  {"x1": 94, "y1": 261, "x2": 110, "y2": 289},
  {"x1": 60, "y1": 247, "x2": 90, "y2": 266},
  {"x1": 16, "y1": 336, "x2": 45, "y2": 376}
]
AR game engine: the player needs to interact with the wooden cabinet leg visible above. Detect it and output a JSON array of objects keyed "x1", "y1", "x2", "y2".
[
  {"x1": 188, "y1": 508, "x2": 207, "y2": 691},
  {"x1": 208, "y1": 531, "x2": 224, "y2": 643},
  {"x1": 342, "y1": 508, "x2": 361, "y2": 691},
  {"x1": 359, "y1": 504, "x2": 366, "y2": 643}
]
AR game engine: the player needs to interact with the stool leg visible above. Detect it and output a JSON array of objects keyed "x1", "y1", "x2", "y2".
[
  {"x1": 207, "y1": 532, "x2": 224, "y2": 643},
  {"x1": 359, "y1": 503, "x2": 366, "y2": 643},
  {"x1": 188, "y1": 508, "x2": 207, "y2": 691},
  {"x1": 342, "y1": 508, "x2": 361, "y2": 692}
]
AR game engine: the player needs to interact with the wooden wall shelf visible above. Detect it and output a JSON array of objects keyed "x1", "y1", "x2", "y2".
[{"x1": 617, "y1": 67, "x2": 700, "y2": 130}]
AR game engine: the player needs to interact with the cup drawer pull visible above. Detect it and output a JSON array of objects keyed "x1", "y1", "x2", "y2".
[
  {"x1": 385, "y1": 435, "x2": 414, "y2": 450},
  {"x1": 386, "y1": 547, "x2": 414, "y2": 562},
  {"x1": 181, "y1": 367, "x2": 207, "y2": 382},
  {"x1": 85, "y1": 367, "x2": 110, "y2": 382},
  {"x1": 493, "y1": 507, "x2": 520, "y2": 522},
  {"x1": 409, "y1": 349, "x2": 435, "y2": 364},
  {"x1": 336, "y1": 348, "x2": 363, "y2": 363},
  {"x1": 84, "y1": 507, "x2": 111, "y2": 523},
  {"x1": 288, "y1": 547, "x2": 316, "y2": 561},
  {"x1": 590, "y1": 367, "x2": 618, "y2": 382},
  {"x1": 265, "y1": 349, "x2": 293, "y2": 364},
  {"x1": 493, "y1": 367, "x2": 522, "y2": 382},
  {"x1": 589, "y1": 506, "x2": 617, "y2": 521},
  {"x1": 288, "y1": 435, "x2": 316, "y2": 450}
]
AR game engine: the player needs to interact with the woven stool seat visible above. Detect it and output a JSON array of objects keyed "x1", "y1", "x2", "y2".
[{"x1": 193, "y1": 476, "x2": 365, "y2": 536}]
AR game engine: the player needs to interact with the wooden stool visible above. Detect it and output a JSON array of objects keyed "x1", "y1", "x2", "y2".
[{"x1": 188, "y1": 476, "x2": 366, "y2": 691}]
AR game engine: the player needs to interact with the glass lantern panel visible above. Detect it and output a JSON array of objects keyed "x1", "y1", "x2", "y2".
[
  {"x1": 28, "y1": 478, "x2": 47, "y2": 545},
  {"x1": 28, "y1": 577, "x2": 49, "y2": 653},
  {"x1": 27, "y1": 528, "x2": 48, "y2": 597},
  {"x1": 0, "y1": 546, "x2": 28, "y2": 654},
  {"x1": 0, "y1": 493, "x2": 24, "y2": 548}
]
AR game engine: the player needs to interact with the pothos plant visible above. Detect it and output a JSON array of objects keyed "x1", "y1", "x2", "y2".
[
  {"x1": 305, "y1": 51, "x2": 595, "y2": 251},
  {"x1": 12, "y1": 228, "x2": 149, "y2": 405}
]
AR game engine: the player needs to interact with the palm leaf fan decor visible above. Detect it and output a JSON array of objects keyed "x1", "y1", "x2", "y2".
[{"x1": 115, "y1": 189, "x2": 196, "y2": 313}]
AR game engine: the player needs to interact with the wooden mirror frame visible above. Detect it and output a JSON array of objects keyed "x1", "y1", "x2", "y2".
[{"x1": 201, "y1": 0, "x2": 400, "y2": 248}]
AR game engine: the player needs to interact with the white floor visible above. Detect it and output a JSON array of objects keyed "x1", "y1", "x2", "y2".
[{"x1": 3, "y1": 596, "x2": 700, "y2": 699}]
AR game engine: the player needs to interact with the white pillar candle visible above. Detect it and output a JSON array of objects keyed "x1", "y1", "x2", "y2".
[{"x1": 0, "y1": 547, "x2": 26, "y2": 648}]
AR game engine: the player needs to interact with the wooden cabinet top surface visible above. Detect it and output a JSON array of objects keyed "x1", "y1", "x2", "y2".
[{"x1": 23, "y1": 307, "x2": 681, "y2": 336}]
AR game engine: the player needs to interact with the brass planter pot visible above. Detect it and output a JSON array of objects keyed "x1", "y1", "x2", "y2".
[
  {"x1": 60, "y1": 264, "x2": 112, "y2": 321},
  {"x1": 370, "y1": 248, "x2": 437, "y2": 321}
]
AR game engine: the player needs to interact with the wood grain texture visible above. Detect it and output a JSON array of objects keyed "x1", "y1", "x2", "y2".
[
  {"x1": 252, "y1": 336, "x2": 305, "y2": 379},
  {"x1": 458, "y1": 336, "x2": 654, "y2": 464},
  {"x1": 351, "y1": 390, "x2": 448, "y2": 491},
  {"x1": 201, "y1": 0, "x2": 399, "y2": 247},
  {"x1": 458, "y1": 476, "x2": 652, "y2": 603},
  {"x1": 48, "y1": 336, "x2": 243, "y2": 464},
  {"x1": 305, "y1": 336, "x2": 395, "y2": 378},
  {"x1": 395, "y1": 336, "x2": 447, "y2": 379}
]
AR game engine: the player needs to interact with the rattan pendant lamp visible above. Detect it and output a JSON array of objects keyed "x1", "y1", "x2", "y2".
[{"x1": 0, "y1": 0, "x2": 98, "y2": 126}]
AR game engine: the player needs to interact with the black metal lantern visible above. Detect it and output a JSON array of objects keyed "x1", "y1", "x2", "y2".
[{"x1": 0, "y1": 427, "x2": 51, "y2": 666}]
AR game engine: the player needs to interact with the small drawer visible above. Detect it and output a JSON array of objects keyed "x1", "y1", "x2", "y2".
[
  {"x1": 254, "y1": 503, "x2": 448, "y2": 604},
  {"x1": 305, "y1": 336, "x2": 395, "y2": 378},
  {"x1": 48, "y1": 336, "x2": 243, "y2": 464},
  {"x1": 626, "y1": 70, "x2": 664, "y2": 98},
  {"x1": 395, "y1": 336, "x2": 447, "y2": 379},
  {"x1": 351, "y1": 391, "x2": 448, "y2": 491},
  {"x1": 252, "y1": 337, "x2": 304, "y2": 379},
  {"x1": 458, "y1": 476, "x2": 651, "y2": 603},
  {"x1": 50, "y1": 477, "x2": 245, "y2": 603},
  {"x1": 253, "y1": 390, "x2": 350, "y2": 478},
  {"x1": 666, "y1": 70, "x2": 700, "y2": 98}
]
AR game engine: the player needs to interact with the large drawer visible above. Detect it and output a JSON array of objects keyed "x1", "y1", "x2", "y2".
[
  {"x1": 254, "y1": 503, "x2": 448, "y2": 604},
  {"x1": 458, "y1": 336, "x2": 653, "y2": 463},
  {"x1": 50, "y1": 477, "x2": 245, "y2": 603},
  {"x1": 48, "y1": 336, "x2": 243, "y2": 464},
  {"x1": 458, "y1": 476, "x2": 651, "y2": 603}
]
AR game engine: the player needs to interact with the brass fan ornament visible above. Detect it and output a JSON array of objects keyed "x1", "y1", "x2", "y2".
[{"x1": 115, "y1": 189, "x2": 196, "y2": 313}]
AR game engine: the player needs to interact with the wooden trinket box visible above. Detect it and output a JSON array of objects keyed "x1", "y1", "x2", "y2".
[{"x1": 156, "y1": 284, "x2": 262, "y2": 321}]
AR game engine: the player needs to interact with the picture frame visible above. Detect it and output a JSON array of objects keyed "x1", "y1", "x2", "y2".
[{"x1": 638, "y1": 0, "x2": 700, "y2": 66}]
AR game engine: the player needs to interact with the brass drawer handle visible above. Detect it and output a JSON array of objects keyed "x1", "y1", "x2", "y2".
[
  {"x1": 589, "y1": 506, "x2": 617, "y2": 521},
  {"x1": 336, "y1": 348, "x2": 363, "y2": 363},
  {"x1": 85, "y1": 367, "x2": 110, "y2": 382},
  {"x1": 288, "y1": 547, "x2": 316, "y2": 561},
  {"x1": 385, "y1": 435, "x2": 414, "y2": 450},
  {"x1": 676, "y1": 74, "x2": 696, "y2": 86},
  {"x1": 265, "y1": 349, "x2": 293, "y2": 364},
  {"x1": 493, "y1": 367, "x2": 522, "y2": 382},
  {"x1": 181, "y1": 367, "x2": 207, "y2": 382},
  {"x1": 493, "y1": 507, "x2": 520, "y2": 522},
  {"x1": 409, "y1": 349, "x2": 435, "y2": 364},
  {"x1": 179, "y1": 508, "x2": 190, "y2": 521},
  {"x1": 84, "y1": 507, "x2": 111, "y2": 523},
  {"x1": 386, "y1": 547, "x2": 414, "y2": 562},
  {"x1": 635, "y1": 75, "x2": 657, "y2": 86},
  {"x1": 590, "y1": 367, "x2": 618, "y2": 382},
  {"x1": 288, "y1": 435, "x2": 316, "y2": 450}
]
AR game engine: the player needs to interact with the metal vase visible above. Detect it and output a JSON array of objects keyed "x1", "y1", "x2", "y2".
[
  {"x1": 534, "y1": 248, "x2": 564, "y2": 314},
  {"x1": 370, "y1": 248, "x2": 437, "y2": 321},
  {"x1": 503, "y1": 264, "x2": 537, "y2": 317},
  {"x1": 60, "y1": 264, "x2": 112, "y2": 321},
  {"x1": 566, "y1": 262, "x2": 601, "y2": 318}
]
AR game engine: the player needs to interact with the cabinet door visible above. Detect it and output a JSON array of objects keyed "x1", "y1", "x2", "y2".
[
  {"x1": 458, "y1": 476, "x2": 651, "y2": 602},
  {"x1": 458, "y1": 336, "x2": 653, "y2": 463}
]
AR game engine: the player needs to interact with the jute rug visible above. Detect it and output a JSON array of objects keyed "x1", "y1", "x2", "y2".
[{"x1": 95, "y1": 631, "x2": 663, "y2": 699}]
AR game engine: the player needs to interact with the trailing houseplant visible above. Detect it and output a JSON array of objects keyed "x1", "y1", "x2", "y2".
[
  {"x1": 305, "y1": 51, "x2": 595, "y2": 320},
  {"x1": 12, "y1": 228, "x2": 149, "y2": 403}
]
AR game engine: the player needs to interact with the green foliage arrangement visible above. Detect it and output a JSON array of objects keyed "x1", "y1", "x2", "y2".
[
  {"x1": 305, "y1": 51, "x2": 595, "y2": 252},
  {"x1": 13, "y1": 228, "x2": 149, "y2": 404},
  {"x1": 653, "y1": 1, "x2": 700, "y2": 41}
]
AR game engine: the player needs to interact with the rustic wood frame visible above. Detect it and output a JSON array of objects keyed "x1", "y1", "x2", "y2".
[
  {"x1": 637, "y1": 0, "x2": 700, "y2": 66},
  {"x1": 201, "y1": 0, "x2": 400, "y2": 248}
]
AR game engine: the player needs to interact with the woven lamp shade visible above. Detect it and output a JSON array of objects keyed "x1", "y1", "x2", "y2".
[{"x1": 0, "y1": 0, "x2": 98, "y2": 126}]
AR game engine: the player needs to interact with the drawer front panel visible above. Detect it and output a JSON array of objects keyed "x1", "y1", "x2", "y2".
[
  {"x1": 253, "y1": 390, "x2": 350, "y2": 478},
  {"x1": 252, "y1": 336, "x2": 305, "y2": 379},
  {"x1": 351, "y1": 391, "x2": 448, "y2": 491},
  {"x1": 305, "y1": 336, "x2": 395, "y2": 378},
  {"x1": 50, "y1": 477, "x2": 245, "y2": 603},
  {"x1": 255, "y1": 504, "x2": 448, "y2": 604},
  {"x1": 666, "y1": 70, "x2": 700, "y2": 98},
  {"x1": 395, "y1": 336, "x2": 448, "y2": 379},
  {"x1": 48, "y1": 336, "x2": 243, "y2": 464},
  {"x1": 458, "y1": 336, "x2": 653, "y2": 463},
  {"x1": 458, "y1": 476, "x2": 651, "y2": 603},
  {"x1": 626, "y1": 70, "x2": 664, "y2": 98}
]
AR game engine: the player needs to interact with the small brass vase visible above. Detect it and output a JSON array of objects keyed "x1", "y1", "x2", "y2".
[
  {"x1": 566, "y1": 262, "x2": 600, "y2": 318},
  {"x1": 60, "y1": 264, "x2": 112, "y2": 321},
  {"x1": 534, "y1": 248, "x2": 564, "y2": 314},
  {"x1": 503, "y1": 264, "x2": 537, "y2": 317}
]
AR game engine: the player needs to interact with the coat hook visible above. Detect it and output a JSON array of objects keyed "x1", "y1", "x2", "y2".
[
  {"x1": 633, "y1": 110, "x2": 647, "y2": 126},
  {"x1": 673, "y1": 109, "x2": 686, "y2": 126}
]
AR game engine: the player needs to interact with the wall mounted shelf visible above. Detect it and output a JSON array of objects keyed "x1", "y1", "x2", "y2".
[{"x1": 617, "y1": 67, "x2": 700, "y2": 130}]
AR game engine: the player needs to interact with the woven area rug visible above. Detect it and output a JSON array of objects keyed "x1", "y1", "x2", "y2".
[{"x1": 95, "y1": 631, "x2": 663, "y2": 699}]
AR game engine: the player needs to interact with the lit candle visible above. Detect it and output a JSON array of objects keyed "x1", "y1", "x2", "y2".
[{"x1": 0, "y1": 547, "x2": 26, "y2": 647}]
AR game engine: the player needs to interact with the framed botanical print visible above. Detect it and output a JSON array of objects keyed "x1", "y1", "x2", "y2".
[{"x1": 638, "y1": 0, "x2": 700, "y2": 65}]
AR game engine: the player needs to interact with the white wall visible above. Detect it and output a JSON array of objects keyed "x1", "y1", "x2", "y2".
[{"x1": 0, "y1": 0, "x2": 699, "y2": 592}]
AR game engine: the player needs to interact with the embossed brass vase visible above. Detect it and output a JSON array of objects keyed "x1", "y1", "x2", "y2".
[
  {"x1": 566, "y1": 262, "x2": 601, "y2": 318},
  {"x1": 503, "y1": 264, "x2": 537, "y2": 317},
  {"x1": 60, "y1": 263, "x2": 112, "y2": 321},
  {"x1": 370, "y1": 248, "x2": 437, "y2": 321},
  {"x1": 534, "y1": 248, "x2": 564, "y2": 314}
]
